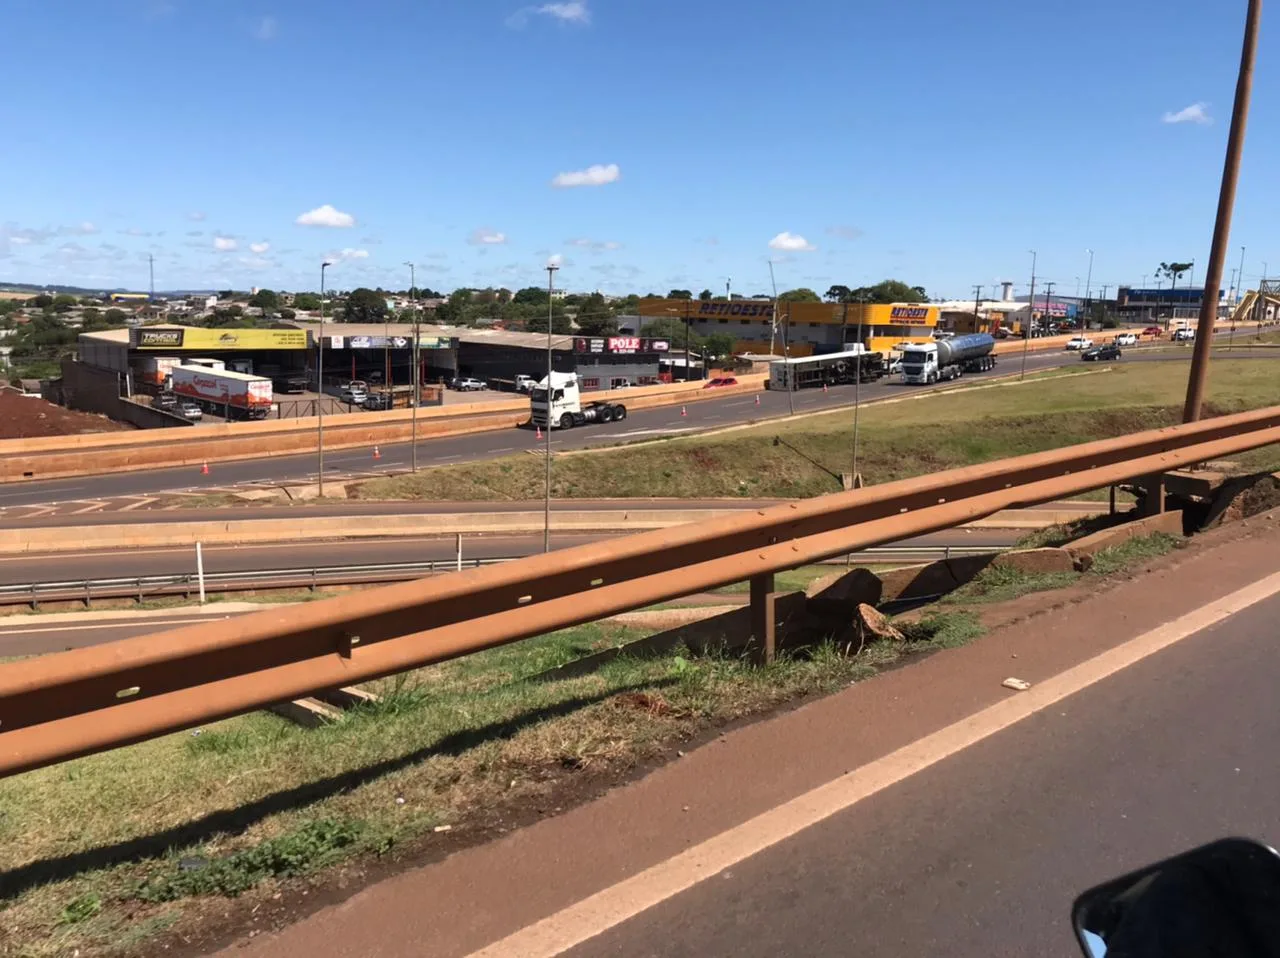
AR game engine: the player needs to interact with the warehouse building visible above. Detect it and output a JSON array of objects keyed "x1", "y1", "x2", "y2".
[{"x1": 632, "y1": 298, "x2": 940, "y2": 357}]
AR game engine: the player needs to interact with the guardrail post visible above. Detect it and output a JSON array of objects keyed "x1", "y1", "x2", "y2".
[
  {"x1": 749, "y1": 573, "x2": 777, "y2": 665},
  {"x1": 1109, "y1": 485, "x2": 1118, "y2": 516},
  {"x1": 136, "y1": 577, "x2": 144, "y2": 605},
  {"x1": 195, "y1": 542, "x2": 206, "y2": 605},
  {"x1": 1136, "y1": 473, "x2": 1166, "y2": 517},
  {"x1": 456, "y1": 533, "x2": 463, "y2": 573},
  {"x1": 83, "y1": 582, "x2": 91, "y2": 610}
]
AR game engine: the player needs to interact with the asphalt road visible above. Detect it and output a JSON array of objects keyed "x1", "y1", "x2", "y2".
[
  {"x1": 566, "y1": 588, "x2": 1280, "y2": 958},
  {"x1": 0, "y1": 528, "x2": 1019, "y2": 586},
  {"x1": 4, "y1": 346, "x2": 1241, "y2": 510}
]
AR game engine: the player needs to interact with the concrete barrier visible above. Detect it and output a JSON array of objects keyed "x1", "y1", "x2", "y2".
[
  {"x1": 0, "y1": 510, "x2": 731, "y2": 554},
  {"x1": 0, "y1": 375, "x2": 768, "y2": 483}
]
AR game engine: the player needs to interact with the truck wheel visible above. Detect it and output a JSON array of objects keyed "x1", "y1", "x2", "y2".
[
  {"x1": 613, "y1": 405, "x2": 627, "y2": 421},
  {"x1": 599, "y1": 406, "x2": 614, "y2": 423},
  {"x1": 559, "y1": 414, "x2": 574, "y2": 430}
]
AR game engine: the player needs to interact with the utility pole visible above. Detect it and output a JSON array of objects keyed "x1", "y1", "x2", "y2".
[
  {"x1": 725, "y1": 277, "x2": 731, "y2": 302},
  {"x1": 1083, "y1": 248, "x2": 1095, "y2": 330},
  {"x1": 1043, "y1": 282, "x2": 1057, "y2": 335},
  {"x1": 148, "y1": 253, "x2": 155, "y2": 302},
  {"x1": 1185, "y1": 0, "x2": 1261, "y2": 422},
  {"x1": 543, "y1": 262, "x2": 559, "y2": 553},
  {"x1": 972, "y1": 283, "x2": 983, "y2": 332},
  {"x1": 318, "y1": 261, "x2": 332, "y2": 496},
  {"x1": 405, "y1": 261, "x2": 418, "y2": 472},
  {"x1": 1021, "y1": 250, "x2": 1037, "y2": 380}
]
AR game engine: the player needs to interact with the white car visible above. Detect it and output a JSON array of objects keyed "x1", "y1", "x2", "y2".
[
  {"x1": 1173, "y1": 328, "x2": 1195, "y2": 342},
  {"x1": 454, "y1": 377, "x2": 487, "y2": 391},
  {"x1": 1114, "y1": 332, "x2": 1138, "y2": 346},
  {"x1": 1065, "y1": 337, "x2": 1094, "y2": 351}
]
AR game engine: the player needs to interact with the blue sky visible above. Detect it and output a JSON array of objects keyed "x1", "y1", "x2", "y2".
[{"x1": 2, "y1": 0, "x2": 1276, "y2": 300}]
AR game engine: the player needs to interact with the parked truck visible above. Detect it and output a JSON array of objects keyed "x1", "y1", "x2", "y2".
[
  {"x1": 170, "y1": 365, "x2": 273, "y2": 419},
  {"x1": 530, "y1": 371, "x2": 627, "y2": 429},
  {"x1": 766, "y1": 346, "x2": 886, "y2": 390},
  {"x1": 136, "y1": 355, "x2": 181, "y2": 388},
  {"x1": 899, "y1": 333, "x2": 996, "y2": 384}
]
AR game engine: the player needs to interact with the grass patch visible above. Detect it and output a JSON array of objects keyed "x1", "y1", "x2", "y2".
[
  {"x1": 1, "y1": 620, "x2": 938, "y2": 955},
  {"x1": 356, "y1": 360, "x2": 1280, "y2": 502},
  {"x1": 894, "y1": 610, "x2": 985, "y2": 649},
  {"x1": 1088, "y1": 533, "x2": 1180, "y2": 575},
  {"x1": 711, "y1": 565, "x2": 834, "y2": 595},
  {"x1": 945, "y1": 565, "x2": 1081, "y2": 605}
]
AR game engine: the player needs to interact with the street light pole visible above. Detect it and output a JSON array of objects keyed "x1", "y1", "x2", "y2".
[
  {"x1": 1183, "y1": 0, "x2": 1261, "y2": 423},
  {"x1": 318, "y1": 260, "x2": 332, "y2": 495},
  {"x1": 544, "y1": 262, "x2": 559, "y2": 553},
  {"x1": 1083, "y1": 248, "x2": 1095, "y2": 330},
  {"x1": 405, "y1": 261, "x2": 418, "y2": 472},
  {"x1": 1021, "y1": 250, "x2": 1036, "y2": 380}
]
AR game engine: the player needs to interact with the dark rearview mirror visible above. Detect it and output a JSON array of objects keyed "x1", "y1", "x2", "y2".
[{"x1": 1072, "y1": 838, "x2": 1280, "y2": 956}]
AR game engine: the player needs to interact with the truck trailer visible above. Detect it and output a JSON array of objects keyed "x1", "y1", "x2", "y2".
[
  {"x1": 899, "y1": 334, "x2": 996, "y2": 384},
  {"x1": 170, "y1": 366, "x2": 273, "y2": 420},
  {"x1": 766, "y1": 346, "x2": 887, "y2": 390},
  {"x1": 530, "y1": 371, "x2": 627, "y2": 429}
]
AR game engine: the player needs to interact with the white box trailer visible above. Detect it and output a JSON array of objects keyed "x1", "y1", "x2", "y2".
[
  {"x1": 170, "y1": 365, "x2": 273, "y2": 420},
  {"x1": 136, "y1": 355, "x2": 181, "y2": 387}
]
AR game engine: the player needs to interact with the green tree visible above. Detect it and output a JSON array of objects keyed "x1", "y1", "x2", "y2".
[
  {"x1": 0, "y1": 300, "x2": 19, "y2": 316},
  {"x1": 512, "y1": 286, "x2": 549, "y2": 306},
  {"x1": 825, "y1": 284, "x2": 852, "y2": 303},
  {"x1": 279, "y1": 307, "x2": 297, "y2": 320},
  {"x1": 103, "y1": 307, "x2": 127, "y2": 323},
  {"x1": 667, "y1": 289, "x2": 693, "y2": 300},
  {"x1": 52, "y1": 294, "x2": 78, "y2": 313},
  {"x1": 435, "y1": 289, "x2": 473, "y2": 325},
  {"x1": 292, "y1": 292, "x2": 321, "y2": 311},
  {"x1": 31, "y1": 294, "x2": 54, "y2": 309},
  {"x1": 80, "y1": 307, "x2": 103, "y2": 327},
  {"x1": 703, "y1": 332, "x2": 735, "y2": 361},
  {"x1": 343, "y1": 287, "x2": 390, "y2": 324},
  {"x1": 698, "y1": 289, "x2": 713, "y2": 301},
  {"x1": 575, "y1": 292, "x2": 618, "y2": 335},
  {"x1": 777, "y1": 288, "x2": 821, "y2": 303},
  {"x1": 1157, "y1": 261, "x2": 1194, "y2": 288},
  {"x1": 847, "y1": 280, "x2": 929, "y2": 304},
  {"x1": 640, "y1": 316, "x2": 703, "y2": 347},
  {"x1": 249, "y1": 289, "x2": 280, "y2": 310},
  {"x1": 525, "y1": 309, "x2": 573, "y2": 334}
]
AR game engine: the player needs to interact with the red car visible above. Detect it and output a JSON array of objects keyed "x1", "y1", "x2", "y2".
[
  {"x1": 1142, "y1": 326, "x2": 1163, "y2": 337},
  {"x1": 703, "y1": 377, "x2": 739, "y2": 389}
]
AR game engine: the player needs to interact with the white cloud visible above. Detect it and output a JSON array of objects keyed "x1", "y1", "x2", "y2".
[
  {"x1": 10, "y1": 236, "x2": 32, "y2": 246},
  {"x1": 249, "y1": 241, "x2": 271, "y2": 254},
  {"x1": 187, "y1": 211, "x2": 207, "y2": 221},
  {"x1": 330, "y1": 248, "x2": 369, "y2": 261},
  {"x1": 468, "y1": 228, "x2": 508, "y2": 245},
  {"x1": 568, "y1": 238, "x2": 622, "y2": 251},
  {"x1": 252, "y1": 15, "x2": 277, "y2": 40},
  {"x1": 769, "y1": 231, "x2": 816, "y2": 252},
  {"x1": 295, "y1": 204, "x2": 356, "y2": 228},
  {"x1": 1163, "y1": 102, "x2": 1211, "y2": 125},
  {"x1": 120, "y1": 227, "x2": 153, "y2": 237},
  {"x1": 551, "y1": 163, "x2": 620, "y2": 188},
  {"x1": 213, "y1": 235, "x2": 238, "y2": 252},
  {"x1": 538, "y1": 1, "x2": 589, "y2": 21},
  {"x1": 826, "y1": 225, "x2": 864, "y2": 240},
  {"x1": 507, "y1": 0, "x2": 590, "y2": 27},
  {"x1": 547, "y1": 253, "x2": 564, "y2": 268},
  {"x1": 62, "y1": 221, "x2": 99, "y2": 236}
]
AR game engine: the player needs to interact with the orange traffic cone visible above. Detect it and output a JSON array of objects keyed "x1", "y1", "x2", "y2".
[
  {"x1": 372, "y1": 445, "x2": 382, "y2": 461},
  {"x1": 200, "y1": 462, "x2": 209, "y2": 475},
  {"x1": 823, "y1": 382, "x2": 829, "y2": 393},
  {"x1": 754, "y1": 394, "x2": 760, "y2": 406},
  {"x1": 535, "y1": 424, "x2": 543, "y2": 440},
  {"x1": 680, "y1": 406, "x2": 687, "y2": 417}
]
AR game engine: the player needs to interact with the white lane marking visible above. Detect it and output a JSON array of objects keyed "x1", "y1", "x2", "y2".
[
  {"x1": 465, "y1": 568, "x2": 1280, "y2": 958},
  {"x1": 68, "y1": 502, "x2": 108, "y2": 515},
  {"x1": 118, "y1": 498, "x2": 159, "y2": 512},
  {"x1": 0, "y1": 487, "x2": 88, "y2": 503},
  {"x1": 0, "y1": 616, "x2": 229, "y2": 637}
]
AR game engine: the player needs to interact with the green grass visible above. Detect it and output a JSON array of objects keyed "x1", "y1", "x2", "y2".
[
  {"x1": 1088, "y1": 533, "x2": 1181, "y2": 575},
  {"x1": 355, "y1": 360, "x2": 1280, "y2": 502},
  {"x1": 945, "y1": 565, "x2": 1081, "y2": 605},
  {"x1": 711, "y1": 565, "x2": 836, "y2": 595}
]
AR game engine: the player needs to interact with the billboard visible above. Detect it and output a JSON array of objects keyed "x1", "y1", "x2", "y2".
[
  {"x1": 635, "y1": 298, "x2": 939, "y2": 328},
  {"x1": 574, "y1": 337, "x2": 671, "y2": 354},
  {"x1": 327, "y1": 335, "x2": 456, "y2": 349},
  {"x1": 133, "y1": 327, "x2": 310, "y2": 350}
]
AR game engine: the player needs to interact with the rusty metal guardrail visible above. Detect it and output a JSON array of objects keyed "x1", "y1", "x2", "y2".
[
  {"x1": 0, "y1": 546, "x2": 1004, "y2": 609},
  {"x1": 3, "y1": 404, "x2": 1280, "y2": 777}
]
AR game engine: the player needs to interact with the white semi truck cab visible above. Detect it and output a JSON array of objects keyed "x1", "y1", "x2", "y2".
[
  {"x1": 899, "y1": 333, "x2": 996, "y2": 384},
  {"x1": 530, "y1": 371, "x2": 628, "y2": 429}
]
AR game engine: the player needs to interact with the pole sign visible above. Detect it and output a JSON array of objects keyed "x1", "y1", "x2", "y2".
[{"x1": 574, "y1": 337, "x2": 671, "y2": 354}]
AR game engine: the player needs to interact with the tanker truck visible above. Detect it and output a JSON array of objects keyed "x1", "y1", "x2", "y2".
[{"x1": 899, "y1": 333, "x2": 996, "y2": 384}]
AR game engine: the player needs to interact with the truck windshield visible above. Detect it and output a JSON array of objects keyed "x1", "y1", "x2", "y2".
[
  {"x1": 902, "y1": 350, "x2": 928, "y2": 363},
  {"x1": 531, "y1": 388, "x2": 563, "y2": 402}
]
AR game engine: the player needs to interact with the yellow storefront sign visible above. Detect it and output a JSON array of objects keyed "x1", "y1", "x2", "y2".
[
  {"x1": 638, "y1": 299, "x2": 938, "y2": 328},
  {"x1": 133, "y1": 327, "x2": 310, "y2": 350}
]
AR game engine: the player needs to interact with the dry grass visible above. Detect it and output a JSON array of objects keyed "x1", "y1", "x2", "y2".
[{"x1": 355, "y1": 360, "x2": 1280, "y2": 502}]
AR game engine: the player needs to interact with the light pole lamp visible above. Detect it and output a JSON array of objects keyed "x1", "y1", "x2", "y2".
[
  {"x1": 405, "y1": 261, "x2": 419, "y2": 472},
  {"x1": 318, "y1": 260, "x2": 332, "y2": 495},
  {"x1": 1084, "y1": 248, "x2": 1095, "y2": 329},
  {"x1": 544, "y1": 262, "x2": 559, "y2": 553}
]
